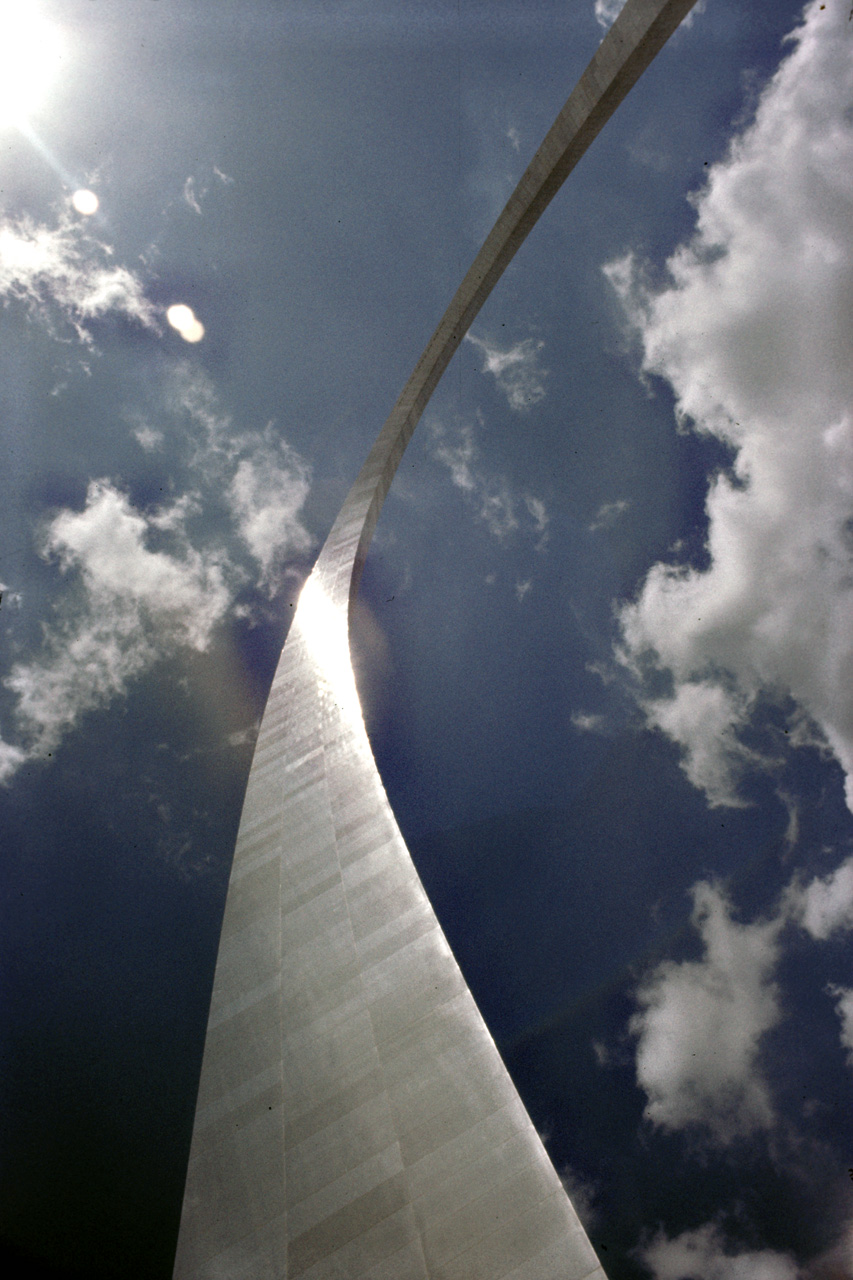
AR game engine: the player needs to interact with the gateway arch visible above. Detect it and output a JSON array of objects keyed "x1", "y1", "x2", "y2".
[{"x1": 173, "y1": 2, "x2": 698, "y2": 1276}]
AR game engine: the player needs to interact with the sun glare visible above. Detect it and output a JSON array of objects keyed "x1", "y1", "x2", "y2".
[
  {"x1": 166, "y1": 304, "x2": 205, "y2": 344},
  {"x1": 0, "y1": 4, "x2": 65, "y2": 128},
  {"x1": 72, "y1": 189, "x2": 99, "y2": 216}
]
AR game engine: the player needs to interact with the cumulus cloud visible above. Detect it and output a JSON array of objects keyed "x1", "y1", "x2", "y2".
[
  {"x1": 465, "y1": 333, "x2": 548, "y2": 411},
  {"x1": 0, "y1": 210, "x2": 158, "y2": 339},
  {"x1": 0, "y1": 369, "x2": 313, "y2": 782},
  {"x1": 637, "y1": 679, "x2": 755, "y2": 808},
  {"x1": 630, "y1": 881, "x2": 783, "y2": 1144},
  {"x1": 638, "y1": 1223, "x2": 798, "y2": 1280},
  {"x1": 2, "y1": 481, "x2": 231, "y2": 767},
  {"x1": 788, "y1": 856, "x2": 853, "y2": 940},
  {"x1": 607, "y1": 0, "x2": 853, "y2": 811},
  {"x1": 428, "y1": 414, "x2": 548, "y2": 544}
]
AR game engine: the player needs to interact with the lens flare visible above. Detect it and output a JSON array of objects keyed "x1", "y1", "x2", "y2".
[
  {"x1": 166, "y1": 304, "x2": 205, "y2": 344},
  {"x1": 0, "y1": 4, "x2": 65, "y2": 128},
  {"x1": 71, "y1": 189, "x2": 99, "y2": 216}
]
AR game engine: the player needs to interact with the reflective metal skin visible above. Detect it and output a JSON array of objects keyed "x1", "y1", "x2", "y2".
[{"x1": 173, "y1": 3, "x2": 697, "y2": 1276}]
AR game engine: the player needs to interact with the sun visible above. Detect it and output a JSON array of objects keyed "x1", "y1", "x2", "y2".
[{"x1": 0, "y1": 3, "x2": 65, "y2": 128}]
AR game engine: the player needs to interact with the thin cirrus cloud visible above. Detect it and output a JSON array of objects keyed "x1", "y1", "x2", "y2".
[
  {"x1": 588, "y1": 497, "x2": 630, "y2": 533},
  {"x1": 606, "y1": 0, "x2": 853, "y2": 812},
  {"x1": 428, "y1": 413, "x2": 549, "y2": 546}
]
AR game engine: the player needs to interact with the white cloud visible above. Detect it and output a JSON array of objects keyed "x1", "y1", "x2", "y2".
[
  {"x1": 1, "y1": 481, "x2": 233, "y2": 769},
  {"x1": 589, "y1": 497, "x2": 630, "y2": 533},
  {"x1": 571, "y1": 711, "x2": 606, "y2": 733},
  {"x1": 0, "y1": 211, "x2": 158, "y2": 339},
  {"x1": 788, "y1": 856, "x2": 853, "y2": 940},
  {"x1": 0, "y1": 357, "x2": 312, "y2": 787},
  {"x1": 606, "y1": 0, "x2": 853, "y2": 811},
  {"x1": 171, "y1": 366, "x2": 314, "y2": 582},
  {"x1": 638, "y1": 679, "x2": 754, "y2": 809},
  {"x1": 802, "y1": 1217, "x2": 853, "y2": 1278},
  {"x1": 827, "y1": 985, "x2": 853, "y2": 1067},
  {"x1": 431, "y1": 419, "x2": 478, "y2": 494},
  {"x1": 594, "y1": 0, "x2": 625, "y2": 30},
  {"x1": 630, "y1": 881, "x2": 783, "y2": 1144},
  {"x1": 183, "y1": 176, "x2": 203, "y2": 215},
  {"x1": 638, "y1": 1223, "x2": 798, "y2": 1280},
  {"x1": 525, "y1": 494, "x2": 549, "y2": 540},
  {"x1": 465, "y1": 333, "x2": 548, "y2": 411},
  {"x1": 428, "y1": 415, "x2": 548, "y2": 543},
  {"x1": 7, "y1": 381, "x2": 312, "y2": 771},
  {"x1": 559, "y1": 1165, "x2": 600, "y2": 1232},
  {"x1": 0, "y1": 738, "x2": 27, "y2": 784},
  {"x1": 132, "y1": 424, "x2": 164, "y2": 452},
  {"x1": 228, "y1": 442, "x2": 312, "y2": 592}
]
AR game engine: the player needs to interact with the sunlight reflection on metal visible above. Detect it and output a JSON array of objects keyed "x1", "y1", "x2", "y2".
[{"x1": 295, "y1": 576, "x2": 363, "y2": 729}]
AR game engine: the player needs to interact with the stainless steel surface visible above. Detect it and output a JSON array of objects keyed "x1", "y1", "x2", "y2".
[{"x1": 173, "y1": 3, "x2": 697, "y2": 1275}]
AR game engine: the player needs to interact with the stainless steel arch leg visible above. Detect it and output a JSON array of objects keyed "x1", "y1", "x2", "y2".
[{"x1": 173, "y1": 3, "x2": 697, "y2": 1276}]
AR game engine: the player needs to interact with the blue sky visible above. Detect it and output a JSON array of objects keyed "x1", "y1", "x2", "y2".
[{"x1": 2, "y1": 2, "x2": 853, "y2": 1277}]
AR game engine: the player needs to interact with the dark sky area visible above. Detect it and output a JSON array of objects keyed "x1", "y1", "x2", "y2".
[{"x1": 1, "y1": 3, "x2": 852, "y2": 1278}]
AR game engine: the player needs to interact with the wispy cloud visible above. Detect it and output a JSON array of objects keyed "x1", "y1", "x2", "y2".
[
  {"x1": 588, "y1": 497, "x2": 629, "y2": 533},
  {"x1": 428, "y1": 414, "x2": 549, "y2": 545},
  {"x1": 827, "y1": 985, "x2": 853, "y2": 1069},
  {"x1": 630, "y1": 881, "x2": 783, "y2": 1145},
  {"x1": 183, "y1": 176, "x2": 203, "y2": 215},
  {"x1": 228, "y1": 442, "x2": 312, "y2": 593},
  {"x1": 0, "y1": 209, "x2": 158, "y2": 340},
  {"x1": 606, "y1": 0, "x2": 853, "y2": 812},
  {"x1": 170, "y1": 365, "x2": 313, "y2": 589},
  {"x1": 593, "y1": 0, "x2": 626, "y2": 29},
  {"x1": 571, "y1": 711, "x2": 606, "y2": 734},
  {"x1": 465, "y1": 333, "x2": 548, "y2": 412},
  {"x1": 558, "y1": 1165, "x2": 600, "y2": 1232}
]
